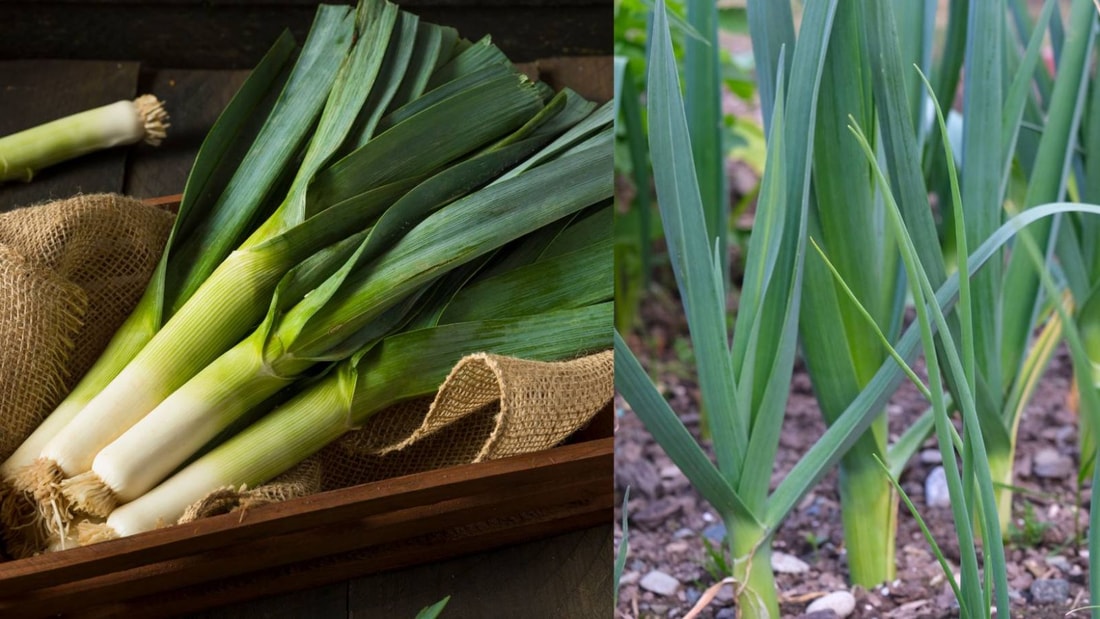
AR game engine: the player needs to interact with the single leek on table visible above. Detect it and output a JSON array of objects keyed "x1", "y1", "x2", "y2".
[{"x1": 0, "y1": 95, "x2": 169, "y2": 183}]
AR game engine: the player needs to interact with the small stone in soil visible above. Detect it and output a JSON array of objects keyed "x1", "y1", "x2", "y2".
[
  {"x1": 1032, "y1": 448, "x2": 1074, "y2": 479},
  {"x1": 673, "y1": 527, "x2": 694, "y2": 539},
  {"x1": 801, "y1": 612, "x2": 839, "y2": 619},
  {"x1": 920, "y1": 449, "x2": 943, "y2": 464},
  {"x1": 1046, "y1": 555, "x2": 1071, "y2": 573},
  {"x1": 806, "y1": 591, "x2": 856, "y2": 618},
  {"x1": 631, "y1": 497, "x2": 684, "y2": 529},
  {"x1": 703, "y1": 522, "x2": 727, "y2": 543},
  {"x1": 715, "y1": 585, "x2": 736, "y2": 603},
  {"x1": 619, "y1": 570, "x2": 641, "y2": 586},
  {"x1": 771, "y1": 550, "x2": 810, "y2": 574},
  {"x1": 685, "y1": 587, "x2": 701, "y2": 606},
  {"x1": 665, "y1": 540, "x2": 689, "y2": 554},
  {"x1": 715, "y1": 609, "x2": 736, "y2": 619},
  {"x1": 639, "y1": 570, "x2": 681, "y2": 597},
  {"x1": 925, "y1": 466, "x2": 950, "y2": 508},
  {"x1": 1029, "y1": 578, "x2": 1070, "y2": 604}
]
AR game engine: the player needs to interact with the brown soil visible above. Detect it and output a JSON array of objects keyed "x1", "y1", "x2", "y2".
[{"x1": 614, "y1": 286, "x2": 1092, "y2": 618}]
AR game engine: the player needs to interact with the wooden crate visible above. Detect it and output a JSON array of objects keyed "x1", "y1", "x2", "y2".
[
  {"x1": 0, "y1": 412, "x2": 612, "y2": 617},
  {"x1": 0, "y1": 4, "x2": 613, "y2": 615}
]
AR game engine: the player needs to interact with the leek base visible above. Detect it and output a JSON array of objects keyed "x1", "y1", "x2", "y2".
[
  {"x1": 61, "y1": 471, "x2": 121, "y2": 519},
  {"x1": 12, "y1": 457, "x2": 69, "y2": 542}
]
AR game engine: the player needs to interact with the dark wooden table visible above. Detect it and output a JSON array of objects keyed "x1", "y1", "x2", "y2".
[{"x1": 0, "y1": 59, "x2": 612, "y2": 618}]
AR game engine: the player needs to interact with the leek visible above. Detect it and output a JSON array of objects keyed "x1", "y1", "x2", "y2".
[{"x1": 0, "y1": 95, "x2": 168, "y2": 183}]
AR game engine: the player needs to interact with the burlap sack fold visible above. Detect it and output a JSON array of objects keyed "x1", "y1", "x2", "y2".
[
  {"x1": 0, "y1": 194, "x2": 174, "y2": 463},
  {"x1": 179, "y1": 349, "x2": 613, "y2": 522}
]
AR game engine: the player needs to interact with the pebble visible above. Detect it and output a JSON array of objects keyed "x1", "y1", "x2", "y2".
[
  {"x1": 771, "y1": 551, "x2": 811, "y2": 574},
  {"x1": 715, "y1": 586, "x2": 736, "y2": 603},
  {"x1": 703, "y1": 522, "x2": 727, "y2": 543},
  {"x1": 920, "y1": 449, "x2": 943, "y2": 464},
  {"x1": 1029, "y1": 578, "x2": 1070, "y2": 604},
  {"x1": 673, "y1": 527, "x2": 694, "y2": 539},
  {"x1": 1033, "y1": 448, "x2": 1074, "y2": 479},
  {"x1": 925, "y1": 466, "x2": 951, "y2": 508},
  {"x1": 619, "y1": 570, "x2": 641, "y2": 586},
  {"x1": 715, "y1": 609, "x2": 736, "y2": 619},
  {"x1": 659, "y1": 464, "x2": 682, "y2": 479},
  {"x1": 666, "y1": 541, "x2": 689, "y2": 554},
  {"x1": 639, "y1": 570, "x2": 681, "y2": 597},
  {"x1": 801, "y1": 612, "x2": 838, "y2": 619},
  {"x1": 806, "y1": 591, "x2": 856, "y2": 618},
  {"x1": 685, "y1": 587, "x2": 701, "y2": 606}
]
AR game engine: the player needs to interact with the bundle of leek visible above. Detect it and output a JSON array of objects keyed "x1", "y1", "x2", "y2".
[
  {"x1": 64, "y1": 120, "x2": 612, "y2": 518},
  {"x1": 91, "y1": 204, "x2": 612, "y2": 539},
  {"x1": 1, "y1": 0, "x2": 611, "y2": 552}
]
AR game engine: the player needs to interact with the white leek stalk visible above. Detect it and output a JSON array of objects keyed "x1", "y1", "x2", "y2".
[{"x1": 0, "y1": 96, "x2": 168, "y2": 183}]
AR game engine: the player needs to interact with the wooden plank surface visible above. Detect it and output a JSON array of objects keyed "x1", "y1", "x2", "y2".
[
  {"x1": 0, "y1": 3, "x2": 611, "y2": 68},
  {"x1": 184, "y1": 526, "x2": 612, "y2": 619},
  {"x1": 125, "y1": 69, "x2": 251, "y2": 198},
  {"x1": 345, "y1": 525, "x2": 613, "y2": 618},
  {"x1": 0, "y1": 60, "x2": 139, "y2": 210}
]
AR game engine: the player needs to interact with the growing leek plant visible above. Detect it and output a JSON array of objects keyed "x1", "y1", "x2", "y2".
[
  {"x1": 618, "y1": 0, "x2": 1100, "y2": 616},
  {"x1": 748, "y1": 0, "x2": 1093, "y2": 572}
]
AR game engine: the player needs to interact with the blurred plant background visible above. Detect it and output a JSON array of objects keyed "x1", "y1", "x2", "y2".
[{"x1": 613, "y1": 0, "x2": 764, "y2": 334}]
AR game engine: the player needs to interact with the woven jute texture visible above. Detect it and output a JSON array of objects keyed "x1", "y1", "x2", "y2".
[
  {"x1": 179, "y1": 350, "x2": 613, "y2": 522},
  {"x1": 0, "y1": 194, "x2": 173, "y2": 463}
]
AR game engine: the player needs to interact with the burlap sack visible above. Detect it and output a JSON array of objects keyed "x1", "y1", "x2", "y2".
[
  {"x1": 0, "y1": 194, "x2": 174, "y2": 462},
  {"x1": 179, "y1": 350, "x2": 613, "y2": 521}
]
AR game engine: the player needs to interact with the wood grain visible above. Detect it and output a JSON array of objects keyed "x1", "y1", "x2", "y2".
[
  {"x1": 0, "y1": 60, "x2": 138, "y2": 211},
  {"x1": 0, "y1": 3, "x2": 611, "y2": 69},
  {"x1": 125, "y1": 70, "x2": 251, "y2": 199}
]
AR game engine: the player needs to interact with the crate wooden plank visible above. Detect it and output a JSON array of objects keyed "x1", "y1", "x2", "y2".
[
  {"x1": 3, "y1": 474, "x2": 606, "y2": 613},
  {"x1": 0, "y1": 439, "x2": 611, "y2": 595},
  {"x1": 8, "y1": 480, "x2": 608, "y2": 617},
  {"x1": 0, "y1": 60, "x2": 138, "y2": 211},
  {"x1": 125, "y1": 70, "x2": 251, "y2": 199},
  {"x1": 0, "y1": 442, "x2": 610, "y2": 617}
]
